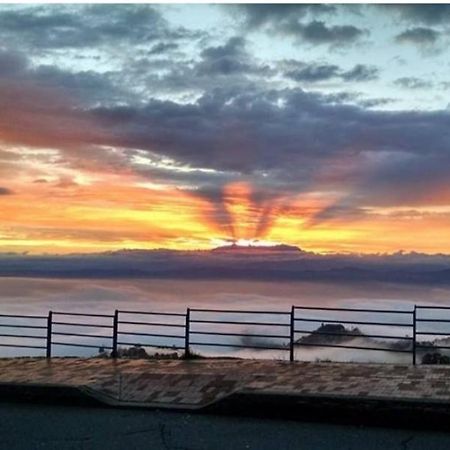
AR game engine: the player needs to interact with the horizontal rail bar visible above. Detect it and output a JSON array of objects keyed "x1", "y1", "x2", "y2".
[
  {"x1": 190, "y1": 341, "x2": 288, "y2": 351},
  {"x1": 295, "y1": 341, "x2": 412, "y2": 353},
  {"x1": 0, "y1": 343, "x2": 46, "y2": 349},
  {"x1": 415, "y1": 318, "x2": 450, "y2": 323},
  {"x1": 190, "y1": 330, "x2": 290, "y2": 339},
  {"x1": 53, "y1": 312, "x2": 113, "y2": 318},
  {"x1": 190, "y1": 308, "x2": 288, "y2": 315},
  {"x1": 118, "y1": 310, "x2": 185, "y2": 317},
  {"x1": 293, "y1": 329, "x2": 413, "y2": 341},
  {"x1": 0, "y1": 313, "x2": 47, "y2": 319},
  {"x1": 0, "y1": 333, "x2": 47, "y2": 340},
  {"x1": 0, "y1": 324, "x2": 47, "y2": 329},
  {"x1": 52, "y1": 332, "x2": 112, "y2": 339},
  {"x1": 294, "y1": 317, "x2": 412, "y2": 327},
  {"x1": 119, "y1": 321, "x2": 185, "y2": 328},
  {"x1": 53, "y1": 322, "x2": 113, "y2": 329},
  {"x1": 117, "y1": 341, "x2": 184, "y2": 350},
  {"x1": 294, "y1": 306, "x2": 412, "y2": 314},
  {"x1": 52, "y1": 342, "x2": 113, "y2": 349},
  {"x1": 416, "y1": 306, "x2": 450, "y2": 310},
  {"x1": 190, "y1": 319, "x2": 289, "y2": 326},
  {"x1": 416, "y1": 344, "x2": 450, "y2": 350},
  {"x1": 415, "y1": 331, "x2": 450, "y2": 337},
  {"x1": 118, "y1": 331, "x2": 184, "y2": 339}
]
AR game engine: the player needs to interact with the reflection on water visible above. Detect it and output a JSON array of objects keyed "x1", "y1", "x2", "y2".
[{"x1": 0, "y1": 277, "x2": 449, "y2": 362}]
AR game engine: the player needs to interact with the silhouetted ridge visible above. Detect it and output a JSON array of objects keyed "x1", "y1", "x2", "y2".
[{"x1": 211, "y1": 243, "x2": 303, "y2": 253}]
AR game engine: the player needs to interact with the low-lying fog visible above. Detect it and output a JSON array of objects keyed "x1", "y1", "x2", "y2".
[{"x1": 1, "y1": 277, "x2": 450, "y2": 363}]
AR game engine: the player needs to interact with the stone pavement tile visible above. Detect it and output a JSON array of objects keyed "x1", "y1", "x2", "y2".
[{"x1": 2, "y1": 358, "x2": 450, "y2": 407}]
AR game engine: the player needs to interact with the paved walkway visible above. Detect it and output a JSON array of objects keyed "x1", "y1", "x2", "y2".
[{"x1": 1, "y1": 358, "x2": 450, "y2": 409}]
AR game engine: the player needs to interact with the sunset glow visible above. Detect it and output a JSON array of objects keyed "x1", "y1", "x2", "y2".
[{"x1": 1, "y1": 4, "x2": 450, "y2": 255}]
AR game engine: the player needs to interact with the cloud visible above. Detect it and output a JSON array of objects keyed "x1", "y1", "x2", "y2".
[
  {"x1": 0, "y1": 187, "x2": 13, "y2": 195},
  {"x1": 196, "y1": 37, "x2": 264, "y2": 77},
  {"x1": 0, "y1": 40, "x2": 448, "y2": 218},
  {"x1": 0, "y1": 5, "x2": 196, "y2": 50},
  {"x1": 0, "y1": 14, "x2": 448, "y2": 220},
  {"x1": 383, "y1": 4, "x2": 450, "y2": 25},
  {"x1": 285, "y1": 20, "x2": 365, "y2": 47},
  {"x1": 394, "y1": 77, "x2": 432, "y2": 89},
  {"x1": 283, "y1": 61, "x2": 378, "y2": 83},
  {"x1": 148, "y1": 42, "x2": 179, "y2": 55},
  {"x1": 283, "y1": 62, "x2": 340, "y2": 82},
  {"x1": 234, "y1": 4, "x2": 335, "y2": 29},
  {"x1": 229, "y1": 5, "x2": 364, "y2": 48},
  {"x1": 1, "y1": 248, "x2": 450, "y2": 284},
  {"x1": 341, "y1": 64, "x2": 379, "y2": 82},
  {"x1": 395, "y1": 27, "x2": 440, "y2": 47}
]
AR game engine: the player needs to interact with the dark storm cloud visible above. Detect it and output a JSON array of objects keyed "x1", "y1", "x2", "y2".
[
  {"x1": 0, "y1": 5, "x2": 449, "y2": 215},
  {"x1": 394, "y1": 77, "x2": 432, "y2": 89},
  {"x1": 86, "y1": 86, "x2": 450, "y2": 210},
  {"x1": 33, "y1": 65, "x2": 127, "y2": 105},
  {"x1": 283, "y1": 61, "x2": 378, "y2": 83},
  {"x1": 383, "y1": 4, "x2": 450, "y2": 25},
  {"x1": 285, "y1": 20, "x2": 365, "y2": 46},
  {"x1": 284, "y1": 62, "x2": 340, "y2": 82},
  {"x1": 0, "y1": 47, "x2": 131, "y2": 108},
  {"x1": 127, "y1": 38, "x2": 275, "y2": 99},
  {"x1": 148, "y1": 42, "x2": 179, "y2": 55},
  {"x1": 229, "y1": 5, "x2": 364, "y2": 47},
  {"x1": 2, "y1": 39, "x2": 449, "y2": 212},
  {"x1": 359, "y1": 98, "x2": 396, "y2": 108},
  {"x1": 0, "y1": 49, "x2": 28, "y2": 76},
  {"x1": 0, "y1": 187, "x2": 13, "y2": 195},
  {"x1": 0, "y1": 4, "x2": 197, "y2": 50},
  {"x1": 196, "y1": 37, "x2": 265, "y2": 76},
  {"x1": 395, "y1": 27, "x2": 440, "y2": 46},
  {"x1": 340, "y1": 64, "x2": 379, "y2": 82},
  {"x1": 234, "y1": 4, "x2": 335, "y2": 29}
]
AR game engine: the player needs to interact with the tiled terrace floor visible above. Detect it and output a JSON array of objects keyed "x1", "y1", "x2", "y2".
[{"x1": 1, "y1": 358, "x2": 450, "y2": 409}]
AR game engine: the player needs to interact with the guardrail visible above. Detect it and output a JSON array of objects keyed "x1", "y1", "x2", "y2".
[
  {"x1": 0, "y1": 305, "x2": 449, "y2": 364},
  {"x1": 51, "y1": 311, "x2": 115, "y2": 355},
  {"x1": 0, "y1": 312, "x2": 49, "y2": 354},
  {"x1": 415, "y1": 305, "x2": 450, "y2": 364},
  {"x1": 188, "y1": 308, "x2": 291, "y2": 355},
  {"x1": 292, "y1": 305, "x2": 415, "y2": 363},
  {"x1": 114, "y1": 309, "x2": 186, "y2": 357}
]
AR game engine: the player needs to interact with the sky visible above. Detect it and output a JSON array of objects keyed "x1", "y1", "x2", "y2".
[{"x1": 1, "y1": 3, "x2": 450, "y2": 255}]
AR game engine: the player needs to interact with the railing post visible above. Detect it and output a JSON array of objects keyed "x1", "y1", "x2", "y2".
[
  {"x1": 184, "y1": 308, "x2": 190, "y2": 359},
  {"x1": 412, "y1": 305, "x2": 417, "y2": 366},
  {"x1": 290, "y1": 305, "x2": 295, "y2": 362},
  {"x1": 46, "y1": 310, "x2": 53, "y2": 359},
  {"x1": 112, "y1": 309, "x2": 119, "y2": 358}
]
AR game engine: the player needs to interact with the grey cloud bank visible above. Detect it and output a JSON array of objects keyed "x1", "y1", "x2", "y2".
[{"x1": 1, "y1": 248, "x2": 450, "y2": 285}]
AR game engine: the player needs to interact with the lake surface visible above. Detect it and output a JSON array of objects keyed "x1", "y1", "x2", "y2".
[{"x1": 1, "y1": 277, "x2": 450, "y2": 362}]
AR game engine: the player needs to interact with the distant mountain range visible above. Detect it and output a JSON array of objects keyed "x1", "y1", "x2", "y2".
[
  {"x1": 0, "y1": 246, "x2": 450, "y2": 284},
  {"x1": 211, "y1": 243, "x2": 303, "y2": 253}
]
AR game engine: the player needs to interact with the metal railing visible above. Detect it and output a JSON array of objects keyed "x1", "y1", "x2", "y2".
[
  {"x1": 50, "y1": 311, "x2": 115, "y2": 355},
  {"x1": 0, "y1": 312, "x2": 48, "y2": 354},
  {"x1": 115, "y1": 309, "x2": 186, "y2": 357},
  {"x1": 0, "y1": 304, "x2": 450, "y2": 364},
  {"x1": 292, "y1": 305, "x2": 414, "y2": 363},
  {"x1": 188, "y1": 308, "x2": 291, "y2": 355},
  {"x1": 415, "y1": 305, "x2": 450, "y2": 363}
]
